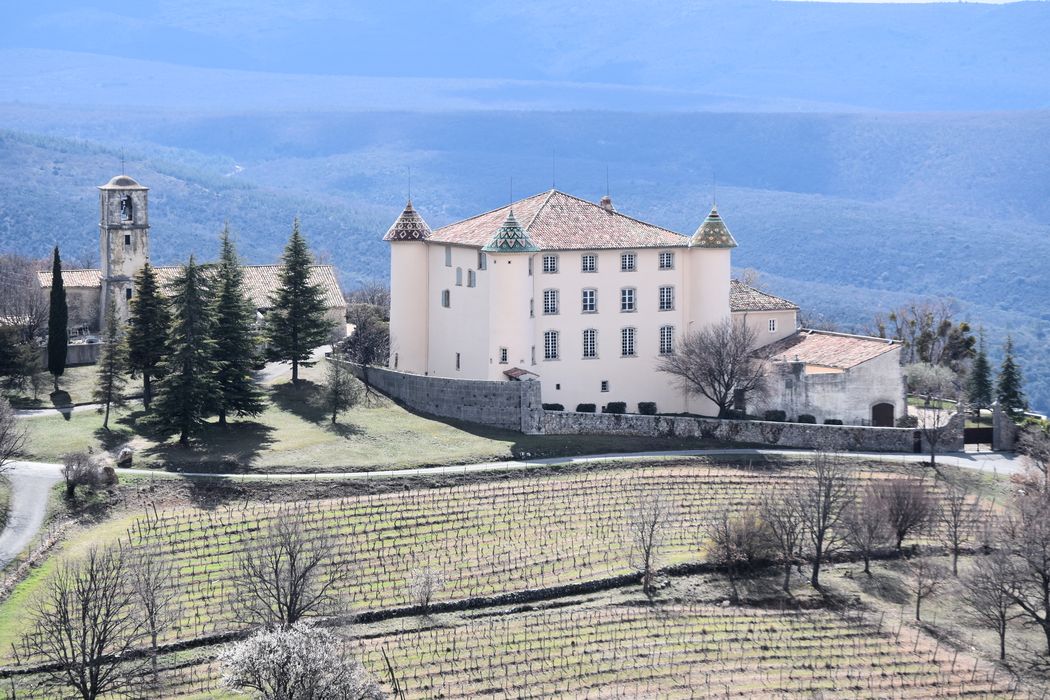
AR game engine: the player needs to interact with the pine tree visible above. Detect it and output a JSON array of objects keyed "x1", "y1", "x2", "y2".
[
  {"x1": 212, "y1": 226, "x2": 266, "y2": 426},
  {"x1": 967, "y1": 330, "x2": 993, "y2": 414},
  {"x1": 94, "y1": 297, "x2": 129, "y2": 431},
  {"x1": 126, "y1": 264, "x2": 170, "y2": 411},
  {"x1": 265, "y1": 219, "x2": 333, "y2": 385},
  {"x1": 47, "y1": 247, "x2": 68, "y2": 392},
  {"x1": 151, "y1": 257, "x2": 218, "y2": 446},
  {"x1": 997, "y1": 336, "x2": 1027, "y2": 421}
]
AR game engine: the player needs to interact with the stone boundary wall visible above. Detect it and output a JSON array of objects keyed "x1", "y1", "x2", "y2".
[
  {"x1": 544, "y1": 410, "x2": 964, "y2": 454},
  {"x1": 341, "y1": 361, "x2": 544, "y2": 434},
  {"x1": 37, "y1": 343, "x2": 100, "y2": 367}
]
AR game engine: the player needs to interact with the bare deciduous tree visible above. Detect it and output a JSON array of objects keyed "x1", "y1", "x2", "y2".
[
  {"x1": 962, "y1": 550, "x2": 1019, "y2": 660},
  {"x1": 20, "y1": 546, "x2": 147, "y2": 700},
  {"x1": 758, "y1": 489, "x2": 806, "y2": 591},
  {"x1": 628, "y1": 494, "x2": 671, "y2": 598},
  {"x1": 905, "y1": 363, "x2": 962, "y2": 473},
  {"x1": 408, "y1": 567, "x2": 443, "y2": 614},
  {"x1": 843, "y1": 483, "x2": 890, "y2": 575},
  {"x1": 129, "y1": 552, "x2": 180, "y2": 690},
  {"x1": 656, "y1": 317, "x2": 767, "y2": 418},
  {"x1": 870, "y1": 299, "x2": 975, "y2": 372},
  {"x1": 706, "y1": 507, "x2": 774, "y2": 601},
  {"x1": 1003, "y1": 492, "x2": 1050, "y2": 655},
  {"x1": 61, "y1": 451, "x2": 102, "y2": 500},
  {"x1": 908, "y1": 556, "x2": 948, "y2": 621},
  {"x1": 233, "y1": 504, "x2": 350, "y2": 628},
  {"x1": 875, "y1": 478, "x2": 934, "y2": 552},
  {"x1": 0, "y1": 397, "x2": 27, "y2": 475},
  {"x1": 797, "y1": 449, "x2": 854, "y2": 588},
  {"x1": 938, "y1": 482, "x2": 983, "y2": 575},
  {"x1": 220, "y1": 620, "x2": 382, "y2": 700},
  {"x1": 345, "y1": 280, "x2": 390, "y2": 318}
]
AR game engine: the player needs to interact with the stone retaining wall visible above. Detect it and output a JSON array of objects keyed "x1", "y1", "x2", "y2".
[
  {"x1": 343, "y1": 361, "x2": 543, "y2": 434},
  {"x1": 544, "y1": 410, "x2": 964, "y2": 454}
]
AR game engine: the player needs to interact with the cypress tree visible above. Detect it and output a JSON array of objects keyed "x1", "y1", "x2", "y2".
[
  {"x1": 94, "y1": 297, "x2": 129, "y2": 431},
  {"x1": 126, "y1": 264, "x2": 170, "y2": 410},
  {"x1": 966, "y1": 330, "x2": 993, "y2": 414},
  {"x1": 47, "y1": 247, "x2": 68, "y2": 392},
  {"x1": 212, "y1": 226, "x2": 266, "y2": 426},
  {"x1": 151, "y1": 257, "x2": 218, "y2": 446},
  {"x1": 996, "y1": 336, "x2": 1027, "y2": 421},
  {"x1": 265, "y1": 219, "x2": 332, "y2": 385}
]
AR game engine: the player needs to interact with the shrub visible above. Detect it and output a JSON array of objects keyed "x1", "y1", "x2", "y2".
[
  {"x1": 605, "y1": 402, "x2": 627, "y2": 414},
  {"x1": 638, "y1": 402, "x2": 658, "y2": 415},
  {"x1": 763, "y1": 410, "x2": 787, "y2": 422},
  {"x1": 823, "y1": 418, "x2": 844, "y2": 425},
  {"x1": 576, "y1": 403, "x2": 596, "y2": 413},
  {"x1": 542, "y1": 403, "x2": 564, "y2": 411},
  {"x1": 896, "y1": 415, "x2": 919, "y2": 428},
  {"x1": 797, "y1": 414, "x2": 816, "y2": 424},
  {"x1": 723, "y1": 409, "x2": 748, "y2": 420}
]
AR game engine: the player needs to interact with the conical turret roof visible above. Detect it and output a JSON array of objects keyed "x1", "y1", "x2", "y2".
[
  {"x1": 383, "y1": 200, "x2": 432, "y2": 241},
  {"x1": 689, "y1": 205, "x2": 738, "y2": 248},
  {"x1": 481, "y1": 209, "x2": 540, "y2": 253}
]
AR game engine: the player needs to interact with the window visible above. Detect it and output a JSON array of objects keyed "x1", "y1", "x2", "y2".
[
  {"x1": 659, "y1": 285, "x2": 674, "y2": 311},
  {"x1": 581, "y1": 254, "x2": 597, "y2": 273},
  {"x1": 119, "y1": 195, "x2": 133, "y2": 221},
  {"x1": 125, "y1": 288, "x2": 133, "y2": 301},
  {"x1": 769, "y1": 318, "x2": 777, "y2": 332},
  {"x1": 441, "y1": 290, "x2": 450, "y2": 308},
  {"x1": 123, "y1": 233, "x2": 131, "y2": 247},
  {"x1": 543, "y1": 289, "x2": 559, "y2": 315},
  {"x1": 444, "y1": 245, "x2": 452, "y2": 267},
  {"x1": 394, "y1": 353, "x2": 399, "y2": 369},
  {"x1": 455, "y1": 267, "x2": 463, "y2": 286},
  {"x1": 621, "y1": 327, "x2": 636, "y2": 357},
  {"x1": 528, "y1": 258, "x2": 534, "y2": 276},
  {"x1": 531, "y1": 345, "x2": 536, "y2": 365},
  {"x1": 529, "y1": 298, "x2": 534, "y2": 318},
  {"x1": 544, "y1": 330, "x2": 559, "y2": 360},
  {"x1": 659, "y1": 325, "x2": 675, "y2": 355},
  {"x1": 601, "y1": 380, "x2": 610, "y2": 393},
  {"x1": 621, "y1": 252, "x2": 636, "y2": 271},
  {"x1": 542, "y1": 254, "x2": 559, "y2": 273},
  {"x1": 499, "y1": 347, "x2": 508, "y2": 364},
  {"x1": 467, "y1": 269, "x2": 477, "y2": 287},
  {"x1": 659, "y1": 251, "x2": 675, "y2": 270},
  {"x1": 620, "y1": 288, "x2": 636, "y2": 312},
  {"x1": 478, "y1": 251, "x2": 487, "y2": 270},
  {"x1": 455, "y1": 353, "x2": 461, "y2": 371},
  {"x1": 581, "y1": 288, "x2": 597, "y2": 313},
  {"x1": 582, "y1": 329, "x2": 597, "y2": 358}
]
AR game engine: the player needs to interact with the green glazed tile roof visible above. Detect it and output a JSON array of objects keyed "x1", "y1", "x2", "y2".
[
  {"x1": 481, "y1": 209, "x2": 540, "y2": 253},
  {"x1": 383, "y1": 200, "x2": 432, "y2": 241},
  {"x1": 689, "y1": 205, "x2": 738, "y2": 249}
]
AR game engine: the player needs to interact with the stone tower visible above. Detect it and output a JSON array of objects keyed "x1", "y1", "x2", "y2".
[
  {"x1": 98, "y1": 174, "x2": 150, "y2": 326},
  {"x1": 383, "y1": 199, "x2": 432, "y2": 373}
]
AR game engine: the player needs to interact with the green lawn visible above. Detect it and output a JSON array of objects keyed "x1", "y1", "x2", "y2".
[
  {"x1": 21, "y1": 365, "x2": 725, "y2": 473},
  {"x1": 2, "y1": 365, "x2": 136, "y2": 409}
]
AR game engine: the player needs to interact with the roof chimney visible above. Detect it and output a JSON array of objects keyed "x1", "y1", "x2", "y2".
[{"x1": 599, "y1": 194, "x2": 614, "y2": 212}]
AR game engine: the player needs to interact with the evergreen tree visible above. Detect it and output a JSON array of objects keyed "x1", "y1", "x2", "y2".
[
  {"x1": 93, "y1": 297, "x2": 129, "y2": 431},
  {"x1": 265, "y1": 219, "x2": 332, "y2": 385},
  {"x1": 967, "y1": 330, "x2": 993, "y2": 414},
  {"x1": 46, "y1": 247, "x2": 68, "y2": 392},
  {"x1": 126, "y1": 264, "x2": 170, "y2": 411},
  {"x1": 151, "y1": 257, "x2": 218, "y2": 446},
  {"x1": 997, "y1": 336, "x2": 1027, "y2": 421},
  {"x1": 212, "y1": 226, "x2": 266, "y2": 426},
  {"x1": 321, "y1": 351, "x2": 362, "y2": 425}
]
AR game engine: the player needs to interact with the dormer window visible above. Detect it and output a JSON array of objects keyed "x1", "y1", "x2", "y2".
[{"x1": 119, "y1": 195, "x2": 133, "y2": 222}]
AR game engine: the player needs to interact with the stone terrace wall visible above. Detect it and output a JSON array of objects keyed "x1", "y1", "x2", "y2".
[
  {"x1": 343, "y1": 362, "x2": 543, "y2": 434},
  {"x1": 545, "y1": 410, "x2": 963, "y2": 454}
]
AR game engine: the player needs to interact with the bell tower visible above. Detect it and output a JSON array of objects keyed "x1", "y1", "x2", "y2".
[{"x1": 98, "y1": 174, "x2": 150, "y2": 326}]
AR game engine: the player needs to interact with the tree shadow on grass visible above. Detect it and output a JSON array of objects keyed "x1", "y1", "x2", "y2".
[
  {"x1": 855, "y1": 566, "x2": 911, "y2": 606},
  {"x1": 269, "y1": 380, "x2": 364, "y2": 439}
]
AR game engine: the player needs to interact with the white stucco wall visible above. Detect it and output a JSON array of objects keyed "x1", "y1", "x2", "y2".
[
  {"x1": 733, "y1": 309, "x2": 799, "y2": 349},
  {"x1": 425, "y1": 243, "x2": 491, "y2": 379}
]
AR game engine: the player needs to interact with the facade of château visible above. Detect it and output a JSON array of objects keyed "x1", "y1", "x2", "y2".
[{"x1": 385, "y1": 190, "x2": 905, "y2": 425}]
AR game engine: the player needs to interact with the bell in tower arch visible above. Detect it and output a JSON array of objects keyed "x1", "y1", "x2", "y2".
[{"x1": 120, "y1": 194, "x2": 133, "y2": 222}]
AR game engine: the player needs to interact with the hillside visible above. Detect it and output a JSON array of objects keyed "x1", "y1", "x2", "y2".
[{"x1": 1, "y1": 108, "x2": 1047, "y2": 412}]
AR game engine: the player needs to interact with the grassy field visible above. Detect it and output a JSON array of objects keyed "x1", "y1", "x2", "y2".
[
  {"x1": 19, "y1": 365, "x2": 728, "y2": 472},
  {"x1": 0, "y1": 364, "x2": 122, "y2": 409}
]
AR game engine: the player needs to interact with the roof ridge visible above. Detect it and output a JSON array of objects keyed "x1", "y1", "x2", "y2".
[
  {"x1": 523, "y1": 189, "x2": 557, "y2": 232},
  {"x1": 434, "y1": 191, "x2": 550, "y2": 233},
  {"x1": 731, "y1": 280, "x2": 798, "y2": 308},
  {"x1": 801, "y1": 328, "x2": 901, "y2": 345},
  {"x1": 546, "y1": 190, "x2": 686, "y2": 238}
]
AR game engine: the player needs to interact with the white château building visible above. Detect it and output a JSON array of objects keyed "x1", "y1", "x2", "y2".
[{"x1": 385, "y1": 189, "x2": 905, "y2": 425}]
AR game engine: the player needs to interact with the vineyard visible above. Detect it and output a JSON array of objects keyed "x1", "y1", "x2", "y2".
[
  {"x1": 138, "y1": 603, "x2": 1015, "y2": 699},
  {"x1": 0, "y1": 462, "x2": 977, "y2": 670}
]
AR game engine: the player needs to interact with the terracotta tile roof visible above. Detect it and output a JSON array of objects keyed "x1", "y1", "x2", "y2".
[
  {"x1": 39, "y1": 265, "x2": 345, "y2": 310},
  {"x1": 430, "y1": 190, "x2": 689, "y2": 251},
  {"x1": 764, "y1": 329, "x2": 900, "y2": 370},
  {"x1": 730, "y1": 280, "x2": 799, "y2": 312},
  {"x1": 36, "y1": 268, "x2": 102, "y2": 288}
]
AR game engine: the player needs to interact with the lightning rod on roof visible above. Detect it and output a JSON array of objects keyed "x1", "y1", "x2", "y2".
[{"x1": 552, "y1": 149, "x2": 556, "y2": 189}]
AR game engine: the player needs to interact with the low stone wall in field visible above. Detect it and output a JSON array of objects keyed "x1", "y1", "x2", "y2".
[
  {"x1": 343, "y1": 361, "x2": 543, "y2": 434},
  {"x1": 544, "y1": 410, "x2": 964, "y2": 454}
]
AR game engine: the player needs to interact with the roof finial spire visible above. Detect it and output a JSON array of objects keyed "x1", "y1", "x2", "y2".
[
  {"x1": 552, "y1": 148, "x2": 556, "y2": 190},
  {"x1": 408, "y1": 165, "x2": 412, "y2": 203},
  {"x1": 120, "y1": 147, "x2": 125, "y2": 175},
  {"x1": 605, "y1": 165, "x2": 610, "y2": 198},
  {"x1": 712, "y1": 171, "x2": 717, "y2": 207},
  {"x1": 509, "y1": 176, "x2": 514, "y2": 213}
]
